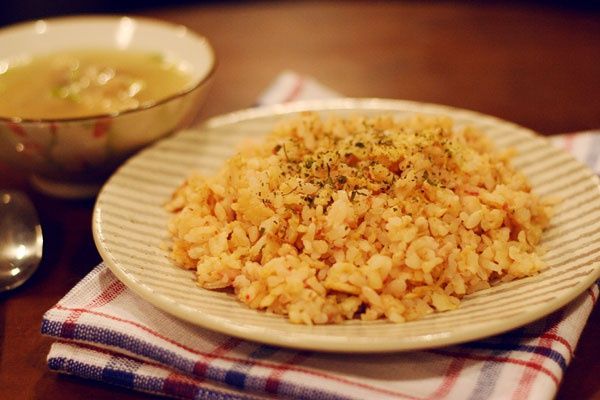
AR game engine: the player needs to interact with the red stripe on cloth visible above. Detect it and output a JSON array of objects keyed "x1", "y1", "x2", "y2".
[
  {"x1": 59, "y1": 311, "x2": 83, "y2": 339},
  {"x1": 281, "y1": 76, "x2": 305, "y2": 103},
  {"x1": 51, "y1": 304, "x2": 421, "y2": 399},
  {"x1": 193, "y1": 337, "x2": 241, "y2": 378},
  {"x1": 264, "y1": 352, "x2": 309, "y2": 395},
  {"x1": 86, "y1": 280, "x2": 126, "y2": 308},
  {"x1": 55, "y1": 339, "x2": 174, "y2": 370},
  {"x1": 426, "y1": 358, "x2": 466, "y2": 399},
  {"x1": 54, "y1": 340, "x2": 262, "y2": 400},
  {"x1": 59, "y1": 280, "x2": 126, "y2": 338},
  {"x1": 511, "y1": 331, "x2": 576, "y2": 358},
  {"x1": 512, "y1": 313, "x2": 562, "y2": 400},
  {"x1": 163, "y1": 373, "x2": 200, "y2": 399},
  {"x1": 431, "y1": 350, "x2": 560, "y2": 387},
  {"x1": 539, "y1": 334, "x2": 573, "y2": 359}
]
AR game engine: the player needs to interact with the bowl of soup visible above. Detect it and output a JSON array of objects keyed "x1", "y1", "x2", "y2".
[{"x1": 0, "y1": 16, "x2": 215, "y2": 198}]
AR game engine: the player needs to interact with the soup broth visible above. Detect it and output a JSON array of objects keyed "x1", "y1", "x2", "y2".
[{"x1": 0, "y1": 49, "x2": 193, "y2": 119}]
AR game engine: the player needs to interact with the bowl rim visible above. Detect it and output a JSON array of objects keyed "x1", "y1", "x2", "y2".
[{"x1": 0, "y1": 15, "x2": 216, "y2": 124}]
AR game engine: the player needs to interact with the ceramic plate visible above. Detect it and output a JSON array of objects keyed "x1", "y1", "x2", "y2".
[{"x1": 93, "y1": 98, "x2": 600, "y2": 352}]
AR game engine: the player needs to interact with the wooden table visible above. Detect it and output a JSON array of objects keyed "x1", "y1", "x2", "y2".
[{"x1": 1, "y1": 2, "x2": 599, "y2": 399}]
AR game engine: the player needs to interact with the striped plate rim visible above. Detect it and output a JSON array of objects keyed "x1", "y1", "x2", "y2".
[{"x1": 93, "y1": 98, "x2": 600, "y2": 352}]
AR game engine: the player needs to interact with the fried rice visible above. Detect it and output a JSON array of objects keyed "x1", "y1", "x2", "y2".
[{"x1": 166, "y1": 112, "x2": 552, "y2": 324}]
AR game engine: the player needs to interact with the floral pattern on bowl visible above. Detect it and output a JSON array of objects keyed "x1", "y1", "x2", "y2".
[{"x1": 0, "y1": 16, "x2": 215, "y2": 197}]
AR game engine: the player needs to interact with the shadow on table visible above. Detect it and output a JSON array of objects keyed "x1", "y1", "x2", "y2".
[
  {"x1": 0, "y1": 0, "x2": 239, "y2": 26},
  {"x1": 1, "y1": 0, "x2": 600, "y2": 27}
]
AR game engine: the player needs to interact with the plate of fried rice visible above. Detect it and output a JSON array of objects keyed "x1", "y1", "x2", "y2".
[{"x1": 93, "y1": 98, "x2": 600, "y2": 352}]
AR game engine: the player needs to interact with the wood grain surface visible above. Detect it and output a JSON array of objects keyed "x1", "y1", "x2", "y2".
[{"x1": 0, "y1": 2, "x2": 599, "y2": 399}]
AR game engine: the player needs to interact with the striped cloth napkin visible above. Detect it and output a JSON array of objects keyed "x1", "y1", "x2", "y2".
[{"x1": 42, "y1": 71, "x2": 600, "y2": 400}]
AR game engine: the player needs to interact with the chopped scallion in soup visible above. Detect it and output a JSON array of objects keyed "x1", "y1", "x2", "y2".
[{"x1": 0, "y1": 49, "x2": 193, "y2": 119}]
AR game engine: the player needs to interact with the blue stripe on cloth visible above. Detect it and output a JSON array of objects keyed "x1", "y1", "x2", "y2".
[
  {"x1": 467, "y1": 349, "x2": 506, "y2": 400},
  {"x1": 133, "y1": 375, "x2": 165, "y2": 395},
  {"x1": 101, "y1": 354, "x2": 142, "y2": 389},
  {"x1": 43, "y1": 322, "x2": 312, "y2": 397},
  {"x1": 250, "y1": 345, "x2": 280, "y2": 359},
  {"x1": 41, "y1": 319, "x2": 64, "y2": 336},
  {"x1": 225, "y1": 345, "x2": 278, "y2": 392},
  {"x1": 49, "y1": 350, "x2": 255, "y2": 400},
  {"x1": 102, "y1": 368, "x2": 136, "y2": 389},
  {"x1": 48, "y1": 357, "x2": 106, "y2": 381},
  {"x1": 462, "y1": 340, "x2": 568, "y2": 372},
  {"x1": 224, "y1": 370, "x2": 247, "y2": 390},
  {"x1": 220, "y1": 345, "x2": 343, "y2": 400},
  {"x1": 467, "y1": 329, "x2": 528, "y2": 400},
  {"x1": 47, "y1": 323, "x2": 197, "y2": 374},
  {"x1": 44, "y1": 321, "x2": 348, "y2": 400},
  {"x1": 47, "y1": 356, "x2": 67, "y2": 371}
]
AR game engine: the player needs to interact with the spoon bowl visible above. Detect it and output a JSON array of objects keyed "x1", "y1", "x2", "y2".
[{"x1": 0, "y1": 190, "x2": 43, "y2": 292}]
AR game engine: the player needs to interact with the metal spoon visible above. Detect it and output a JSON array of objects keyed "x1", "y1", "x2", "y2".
[{"x1": 0, "y1": 190, "x2": 43, "y2": 292}]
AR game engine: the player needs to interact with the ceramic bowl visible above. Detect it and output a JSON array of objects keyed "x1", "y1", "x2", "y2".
[{"x1": 0, "y1": 16, "x2": 215, "y2": 198}]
